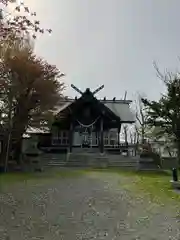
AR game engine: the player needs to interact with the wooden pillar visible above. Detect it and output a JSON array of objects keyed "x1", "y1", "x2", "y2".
[
  {"x1": 100, "y1": 117, "x2": 104, "y2": 153},
  {"x1": 69, "y1": 122, "x2": 73, "y2": 153},
  {"x1": 117, "y1": 125, "x2": 121, "y2": 154},
  {"x1": 117, "y1": 126, "x2": 120, "y2": 146}
]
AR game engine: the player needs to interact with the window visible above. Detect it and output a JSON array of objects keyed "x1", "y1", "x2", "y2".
[
  {"x1": 61, "y1": 131, "x2": 69, "y2": 145},
  {"x1": 52, "y1": 130, "x2": 69, "y2": 145},
  {"x1": 109, "y1": 130, "x2": 118, "y2": 146},
  {"x1": 95, "y1": 133, "x2": 99, "y2": 145},
  {"x1": 104, "y1": 131, "x2": 109, "y2": 145},
  {"x1": 63, "y1": 131, "x2": 67, "y2": 138},
  {"x1": 51, "y1": 127, "x2": 59, "y2": 145}
]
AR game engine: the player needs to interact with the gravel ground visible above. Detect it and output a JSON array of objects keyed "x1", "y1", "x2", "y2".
[{"x1": 0, "y1": 171, "x2": 180, "y2": 240}]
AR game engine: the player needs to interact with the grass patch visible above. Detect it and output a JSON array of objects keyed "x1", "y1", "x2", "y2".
[
  {"x1": 0, "y1": 172, "x2": 40, "y2": 184},
  {"x1": 121, "y1": 171, "x2": 180, "y2": 206},
  {"x1": 121, "y1": 171, "x2": 175, "y2": 202},
  {"x1": 0, "y1": 169, "x2": 85, "y2": 186},
  {"x1": 52, "y1": 169, "x2": 86, "y2": 178},
  {"x1": 89, "y1": 169, "x2": 180, "y2": 206}
]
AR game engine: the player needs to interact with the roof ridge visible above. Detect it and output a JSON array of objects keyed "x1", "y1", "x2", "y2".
[{"x1": 59, "y1": 98, "x2": 132, "y2": 104}]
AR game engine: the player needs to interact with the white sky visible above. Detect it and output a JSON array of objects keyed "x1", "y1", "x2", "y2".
[{"x1": 8, "y1": 0, "x2": 180, "y2": 101}]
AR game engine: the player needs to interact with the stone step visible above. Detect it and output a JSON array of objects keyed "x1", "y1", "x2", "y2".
[
  {"x1": 65, "y1": 164, "x2": 137, "y2": 169},
  {"x1": 108, "y1": 161, "x2": 137, "y2": 165},
  {"x1": 47, "y1": 161, "x2": 138, "y2": 168},
  {"x1": 65, "y1": 163, "x2": 108, "y2": 168},
  {"x1": 67, "y1": 153, "x2": 105, "y2": 156},
  {"x1": 41, "y1": 153, "x2": 139, "y2": 169},
  {"x1": 108, "y1": 160, "x2": 138, "y2": 163},
  {"x1": 48, "y1": 163, "x2": 66, "y2": 166},
  {"x1": 109, "y1": 162, "x2": 138, "y2": 165},
  {"x1": 65, "y1": 159, "x2": 137, "y2": 167},
  {"x1": 108, "y1": 164, "x2": 138, "y2": 167},
  {"x1": 47, "y1": 161, "x2": 66, "y2": 165},
  {"x1": 67, "y1": 157, "x2": 138, "y2": 163}
]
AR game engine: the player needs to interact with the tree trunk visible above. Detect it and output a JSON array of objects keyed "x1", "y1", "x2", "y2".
[
  {"x1": 0, "y1": 133, "x2": 9, "y2": 172},
  {"x1": 177, "y1": 141, "x2": 180, "y2": 166},
  {"x1": 11, "y1": 117, "x2": 27, "y2": 164},
  {"x1": 141, "y1": 128, "x2": 145, "y2": 144},
  {"x1": 166, "y1": 146, "x2": 172, "y2": 157},
  {"x1": 10, "y1": 101, "x2": 28, "y2": 164},
  {"x1": 13, "y1": 138, "x2": 23, "y2": 164},
  {"x1": 0, "y1": 142, "x2": 6, "y2": 170},
  {"x1": 11, "y1": 129, "x2": 26, "y2": 164}
]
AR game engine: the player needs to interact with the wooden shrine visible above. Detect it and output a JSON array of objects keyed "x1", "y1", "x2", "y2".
[{"x1": 50, "y1": 85, "x2": 135, "y2": 153}]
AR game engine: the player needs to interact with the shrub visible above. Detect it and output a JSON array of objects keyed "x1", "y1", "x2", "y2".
[{"x1": 140, "y1": 150, "x2": 162, "y2": 168}]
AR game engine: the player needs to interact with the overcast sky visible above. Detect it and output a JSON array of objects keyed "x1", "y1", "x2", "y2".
[{"x1": 22, "y1": 0, "x2": 180, "y2": 101}]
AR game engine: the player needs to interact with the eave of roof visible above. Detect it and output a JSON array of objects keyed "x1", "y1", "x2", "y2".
[
  {"x1": 59, "y1": 98, "x2": 132, "y2": 104},
  {"x1": 54, "y1": 97, "x2": 135, "y2": 123}
]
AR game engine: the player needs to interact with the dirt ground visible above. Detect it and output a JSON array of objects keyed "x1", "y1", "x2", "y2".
[{"x1": 0, "y1": 171, "x2": 179, "y2": 240}]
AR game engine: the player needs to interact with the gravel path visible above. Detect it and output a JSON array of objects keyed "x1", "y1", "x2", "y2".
[{"x1": 0, "y1": 171, "x2": 180, "y2": 240}]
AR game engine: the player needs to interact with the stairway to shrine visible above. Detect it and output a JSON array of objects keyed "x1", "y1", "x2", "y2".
[
  {"x1": 41, "y1": 152, "x2": 139, "y2": 169},
  {"x1": 66, "y1": 152, "x2": 139, "y2": 169},
  {"x1": 66, "y1": 152, "x2": 108, "y2": 168},
  {"x1": 107, "y1": 155, "x2": 139, "y2": 169},
  {"x1": 42, "y1": 153, "x2": 66, "y2": 167}
]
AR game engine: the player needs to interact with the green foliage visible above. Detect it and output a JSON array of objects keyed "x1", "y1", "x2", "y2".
[
  {"x1": 142, "y1": 72, "x2": 180, "y2": 161},
  {"x1": 151, "y1": 151, "x2": 162, "y2": 167},
  {"x1": 139, "y1": 147, "x2": 162, "y2": 167},
  {"x1": 0, "y1": 35, "x2": 65, "y2": 164},
  {"x1": 142, "y1": 76, "x2": 180, "y2": 136}
]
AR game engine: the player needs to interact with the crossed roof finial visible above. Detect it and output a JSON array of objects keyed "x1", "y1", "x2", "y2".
[{"x1": 71, "y1": 84, "x2": 104, "y2": 95}]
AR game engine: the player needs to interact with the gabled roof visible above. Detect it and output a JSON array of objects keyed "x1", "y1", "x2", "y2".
[
  {"x1": 55, "y1": 96, "x2": 135, "y2": 123},
  {"x1": 104, "y1": 102, "x2": 135, "y2": 123}
]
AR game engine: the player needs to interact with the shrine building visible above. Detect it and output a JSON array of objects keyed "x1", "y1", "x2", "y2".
[{"x1": 49, "y1": 84, "x2": 135, "y2": 154}]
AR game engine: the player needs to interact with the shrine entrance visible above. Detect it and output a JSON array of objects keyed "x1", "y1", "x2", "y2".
[
  {"x1": 77, "y1": 117, "x2": 100, "y2": 148},
  {"x1": 81, "y1": 128, "x2": 91, "y2": 148}
]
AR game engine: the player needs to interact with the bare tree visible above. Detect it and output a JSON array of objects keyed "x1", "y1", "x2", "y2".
[
  {"x1": 134, "y1": 93, "x2": 149, "y2": 144},
  {"x1": 129, "y1": 130, "x2": 133, "y2": 144},
  {"x1": 122, "y1": 124, "x2": 128, "y2": 144},
  {"x1": 0, "y1": 0, "x2": 52, "y2": 40},
  {"x1": 128, "y1": 124, "x2": 140, "y2": 156}
]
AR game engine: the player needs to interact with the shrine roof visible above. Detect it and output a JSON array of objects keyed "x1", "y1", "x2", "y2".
[
  {"x1": 104, "y1": 101, "x2": 135, "y2": 123},
  {"x1": 55, "y1": 97, "x2": 135, "y2": 123}
]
